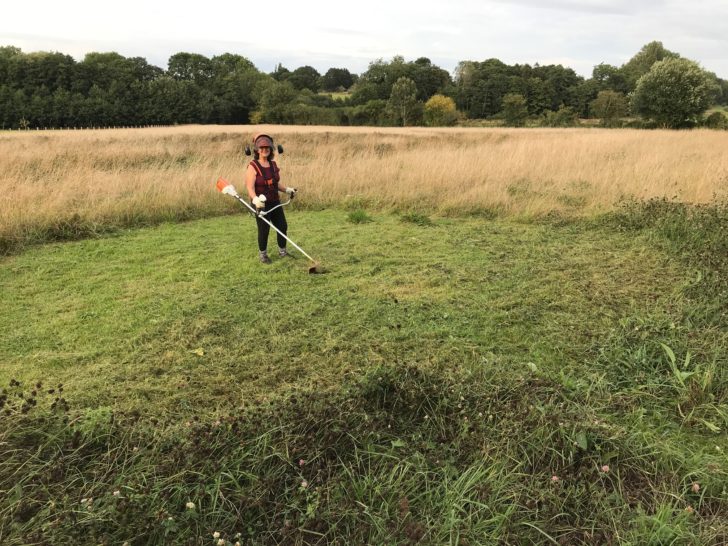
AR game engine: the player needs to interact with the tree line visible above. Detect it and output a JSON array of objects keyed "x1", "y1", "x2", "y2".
[{"x1": 1, "y1": 41, "x2": 726, "y2": 130}]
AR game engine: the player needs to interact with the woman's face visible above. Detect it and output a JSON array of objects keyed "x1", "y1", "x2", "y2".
[{"x1": 258, "y1": 146, "x2": 271, "y2": 159}]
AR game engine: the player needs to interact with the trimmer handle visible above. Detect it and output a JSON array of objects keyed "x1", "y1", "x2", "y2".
[{"x1": 258, "y1": 196, "x2": 294, "y2": 217}]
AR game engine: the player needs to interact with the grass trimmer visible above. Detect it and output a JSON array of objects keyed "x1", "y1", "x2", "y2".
[{"x1": 216, "y1": 178, "x2": 324, "y2": 274}]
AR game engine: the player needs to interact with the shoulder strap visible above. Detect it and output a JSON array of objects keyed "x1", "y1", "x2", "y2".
[{"x1": 250, "y1": 160, "x2": 263, "y2": 178}]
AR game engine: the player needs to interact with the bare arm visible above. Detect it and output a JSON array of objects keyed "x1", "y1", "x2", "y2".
[{"x1": 245, "y1": 164, "x2": 257, "y2": 200}]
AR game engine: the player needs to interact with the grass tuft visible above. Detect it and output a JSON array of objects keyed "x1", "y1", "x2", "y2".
[{"x1": 347, "y1": 209, "x2": 373, "y2": 224}]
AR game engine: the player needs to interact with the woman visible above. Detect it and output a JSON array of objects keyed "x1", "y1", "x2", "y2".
[{"x1": 246, "y1": 133, "x2": 297, "y2": 264}]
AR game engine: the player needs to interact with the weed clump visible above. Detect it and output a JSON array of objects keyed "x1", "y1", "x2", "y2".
[
  {"x1": 347, "y1": 209, "x2": 373, "y2": 224},
  {"x1": 400, "y1": 212, "x2": 434, "y2": 226}
]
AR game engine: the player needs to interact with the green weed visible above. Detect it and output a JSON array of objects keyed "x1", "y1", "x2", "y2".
[
  {"x1": 347, "y1": 209, "x2": 373, "y2": 224},
  {"x1": 400, "y1": 212, "x2": 434, "y2": 226}
]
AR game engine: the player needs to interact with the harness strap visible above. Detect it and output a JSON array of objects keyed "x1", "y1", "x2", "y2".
[{"x1": 251, "y1": 160, "x2": 277, "y2": 186}]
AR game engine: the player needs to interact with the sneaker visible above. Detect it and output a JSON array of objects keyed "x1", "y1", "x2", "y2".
[
  {"x1": 259, "y1": 251, "x2": 271, "y2": 264},
  {"x1": 278, "y1": 247, "x2": 289, "y2": 257}
]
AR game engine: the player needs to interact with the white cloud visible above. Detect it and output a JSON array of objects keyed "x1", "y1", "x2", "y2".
[{"x1": 1, "y1": 0, "x2": 726, "y2": 77}]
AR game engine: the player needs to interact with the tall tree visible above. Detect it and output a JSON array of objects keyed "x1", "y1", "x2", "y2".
[
  {"x1": 501, "y1": 93, "x2": 528, "y2": 126},
  {"x1": 592, "y1": 63, "x2": 629, "y2": 94},
  {"x1": 387, "y1": 76, "x2": 419, "y2": 126},
  {"x1": 256, "y1": 80, "x2": 298, "y2": 123},
  {"x1": 407, "y1": 57, "x2": 452, "y2": 101},
  {"x1": 321, "y1": 68, "x2": 355, "y2": 91},
  {"x1": 631, "y1": 57, "x2": 720, "y2": 128},
  {"x1": 287, "y1": 66, "x2": 321, "y2": 91},
  {"x1": 209, "y1": 54, "x2": 263, "y2": 123},
  {"x1": 270, "y1": 63, "x2": 290, "y2": 82},
  {"x1": 167, "y1": 52, "x2": 212, "y2": 83},
  {"x1": 621, "y1": 41, "x2": 679, "y2": 91}
]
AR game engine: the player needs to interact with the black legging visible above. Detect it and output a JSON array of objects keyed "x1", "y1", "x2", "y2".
[{"x1": 255, "y1": 203, "x2": 288, "y2": 251}]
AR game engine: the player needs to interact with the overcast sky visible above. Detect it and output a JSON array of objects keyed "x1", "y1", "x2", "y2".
[{"x1": 2, "y1": 0, "x2": 726, "y2": 79}]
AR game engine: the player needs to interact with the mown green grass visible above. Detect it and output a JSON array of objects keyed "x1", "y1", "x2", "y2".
[
  {"x1": 0, "y1": 210, "x2": 685, "y2": 415},
  {"x1": 1, "y1": 205, "x2": 727, "y2": 544}
]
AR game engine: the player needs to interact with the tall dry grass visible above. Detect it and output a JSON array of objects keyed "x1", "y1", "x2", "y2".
[{"x1": 1, "y1": 125, "x2": 727, "y2": 252}]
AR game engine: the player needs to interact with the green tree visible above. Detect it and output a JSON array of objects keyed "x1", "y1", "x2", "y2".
[
  {"x1": 208, "y1": 54, "x2": 264, "y2": 123},
  {"x1": 631, "y1": 57, "x2": 720, "y2": 128},
  {"x1": 540, "y1": 105, "x2": 578, "y2": 127},
  {"x1": 349, "y1": 99, "x2": 387, "y2": 125},
  {"x1": 500, "y1": 93, "x2": 528, "y2": 126},
  {"x1": 718, "y1": 79, "x2": 728, "y2": 104},
  {"x1": 407, "y1": 57, "x2": 452, "y2": 101},
  {"x1": 387, "y1": 77, "x2": 419, "y2": 126},
  {"x1": 454, "y1": 59, "x2": 583, "y2": 119},
  {"x1": 0, "y1": 85, "x2": 24, "y2": 128},
  {"x1": 424, "y1": 94, "x2": 458, "y2": 126},
  {"x1": 590, "y1": 90, "x2": 629, "y2": 126},
  {"x1": 703, "y1": 111, "x2": 728, "y2": 130},
  {"x1": 621, "y1": 41, "x2": 679, "y2": 91},
  {"x1": 287, "y1": 66, "x2": 321, "y2": 91},
  {"x1": 525, "y1": 77, "x2": 551, "y2": 114},
  {"x1": 167, "y1": 52, "x2": 212, "y2": 82},
  {"x1": 353, "y1": 55, "x2": 450, "y2": 106},
  {"x1": 321, "y1": 68, "x2": 355, "y2": 91},
  {"x1": 270, "y1": 63, "x2": 290, "y2": 82},
  {"x1": 592, "y1": 63, "x2": 629, "y2": 94},
  {"x1": 349, "y1": 81, "x2": 380, "y2": 105},
  {"x1": 255, "y1": 80, "x2": 298, "y2": 123}
]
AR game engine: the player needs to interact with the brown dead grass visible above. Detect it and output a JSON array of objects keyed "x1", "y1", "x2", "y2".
[{"x1": 1, "y1": 124, "x2": 727, "y2": 251}]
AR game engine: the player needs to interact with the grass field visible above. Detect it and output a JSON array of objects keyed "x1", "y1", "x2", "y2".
[
  {"x1": 2, "y1": 125, "x2": 728, "y2": 254},
  {"x1": 1, "y1": 127, "x2": 727, "y2": 544}
]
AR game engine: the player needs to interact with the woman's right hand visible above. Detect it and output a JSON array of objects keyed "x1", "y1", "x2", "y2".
[{"x1": 252, "y1": 195, "x2": 266, "y2": 209}]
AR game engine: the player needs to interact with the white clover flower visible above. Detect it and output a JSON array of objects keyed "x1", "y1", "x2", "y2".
[
  {"x1": 113, "y1": 490, "x2": 121, "y2": 497},
  {"x1": 186, "y1": 501, "x2": 196, "y2": 510},
  {"x1": 213, "y1": 531, "x2": 220, "y2": 539},
  {"x1": 217, "y1": 539, "x2": 225, "y2": 546}
]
